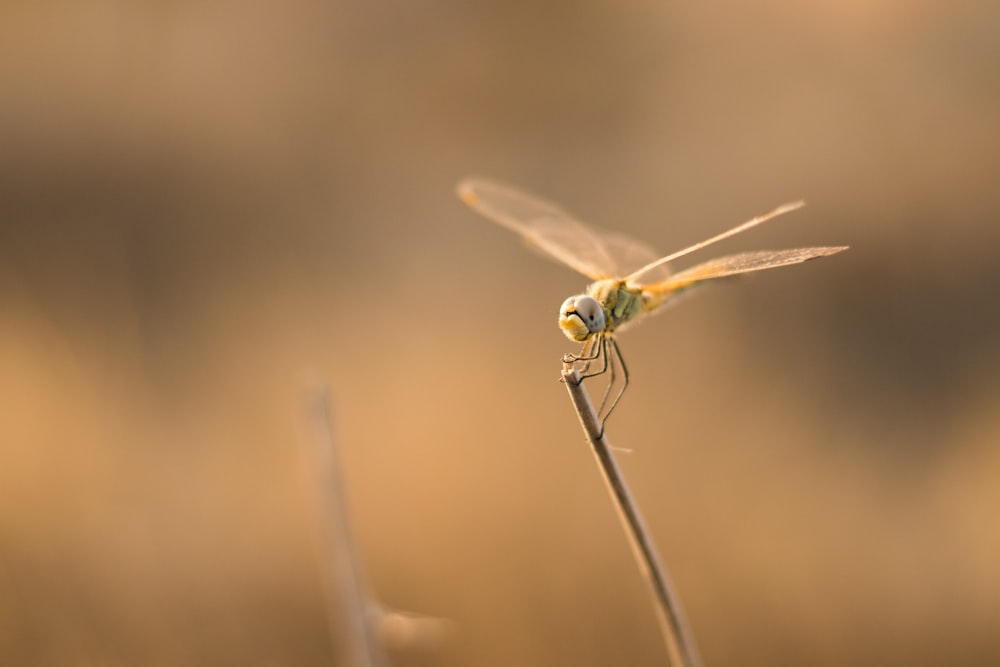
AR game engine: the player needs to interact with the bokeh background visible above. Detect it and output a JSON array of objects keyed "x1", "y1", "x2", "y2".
[{"x1": 2, "y1": 1, "x2": 999, "y2": 665}]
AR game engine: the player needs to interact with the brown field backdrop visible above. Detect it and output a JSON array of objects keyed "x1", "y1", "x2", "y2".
[{"x1": 2, "y1": 1, "x2": 999, "y2": 665}]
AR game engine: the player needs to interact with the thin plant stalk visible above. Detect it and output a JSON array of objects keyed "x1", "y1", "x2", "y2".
[
  {"x1": 304, "y1": 386, "x2": 387, "y2": 667},
  {"x1": 562, "y1": 365, "x2": 702, "y2": 667}
]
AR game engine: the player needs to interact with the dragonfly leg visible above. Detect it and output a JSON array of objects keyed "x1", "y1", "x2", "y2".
[
  {"x1": 597, "y1": 337, "x2": 617, "y2": 416},
  {"x1": 563, "y1": 334, "x2": 602, "y2": 368},
  {"x1": 598, "y1": 338, "x2": 629, "y2": 432},
  {"x1": 577, "y1": 335, "x2": 609, "y2": 379}
]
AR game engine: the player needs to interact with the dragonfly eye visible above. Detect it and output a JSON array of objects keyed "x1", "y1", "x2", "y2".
[
  {"x1": 573, "y1": 295, "x2": 605, "y2": 331},
  {"x1": 559, "y1": 295, "x2": 606, "y2": 341}
]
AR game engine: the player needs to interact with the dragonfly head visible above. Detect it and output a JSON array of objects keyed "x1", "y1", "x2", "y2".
[{"x1": 559, "y1": 295, "x2": 606, "y2": 341}]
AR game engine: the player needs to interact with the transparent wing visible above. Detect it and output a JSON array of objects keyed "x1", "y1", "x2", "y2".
[
  {"x1": 624, "y1": 201, "x2": 806, "y2": 284},
  {"x1": 614, "y1": 245, "x2": 848, "y2": 333},
  {"x1": 648, "y1": 246, "x2": 848, "y2": 293},
  {"x1": 457, "y1": 178, "x2": 667, "y2": 281},
  {"x1": 600, "y1": 233, "x2": 672, "y2": 282}
]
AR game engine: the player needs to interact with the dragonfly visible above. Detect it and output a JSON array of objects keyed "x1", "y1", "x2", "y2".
[{"x1": 457, "y1": 177, "x2": 847, "y2": 424}]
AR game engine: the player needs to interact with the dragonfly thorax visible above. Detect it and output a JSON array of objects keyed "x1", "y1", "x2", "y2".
[{"x1": 558, "y1": 279, "x2": 645, "y2": 342}]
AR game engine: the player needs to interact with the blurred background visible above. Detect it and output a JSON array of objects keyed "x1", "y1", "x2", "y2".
[{"x1": 2, "y1": 1, "x2": 999, "y2": 665}]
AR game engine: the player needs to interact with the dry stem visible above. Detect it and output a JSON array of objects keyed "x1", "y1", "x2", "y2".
[
  {"x1": 562, "y1": 365, "x2": 702, "y2": 667},
  {"x1": 304, "y1": 386, "x2": 387, "y2": 667}
]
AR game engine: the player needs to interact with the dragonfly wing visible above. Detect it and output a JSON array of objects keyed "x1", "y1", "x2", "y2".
[
  {"x1": 599, "y1": 232, "x2": 672, "y2": 283},
  {"x1": 651, "y1": 246, "x2": 848, "y2": 292},
  {"x1": 616, "y1": 246, "x2": 847, "y2": 332},
  {"x1": 458, "y1": 178, "x2": 653, "y2": 281},
  {"x1": 624, "y1": 201, "x2": 806, "y2": 284}
]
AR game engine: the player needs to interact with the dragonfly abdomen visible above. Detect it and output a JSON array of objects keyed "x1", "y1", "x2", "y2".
[{"x1": 640, "y1": 279, "x2": 699, "y2": 314}]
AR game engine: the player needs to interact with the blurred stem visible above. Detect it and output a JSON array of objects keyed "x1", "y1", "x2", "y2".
[
  {"x1": 562, "y1": 366, "x2": 702, "y2": 667},
  {"x1": 304, "y1": 386, "x2": 387, "y2": 667}
]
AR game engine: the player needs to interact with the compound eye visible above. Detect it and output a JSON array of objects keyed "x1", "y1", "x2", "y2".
[{"x1": 572, "y1": 295, "x2": 605, "y2": 333}]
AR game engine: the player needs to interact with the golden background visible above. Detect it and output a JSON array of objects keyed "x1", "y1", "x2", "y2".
[{"x1": 2, "y1": 1, "x2": 998, "y2": 665}]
